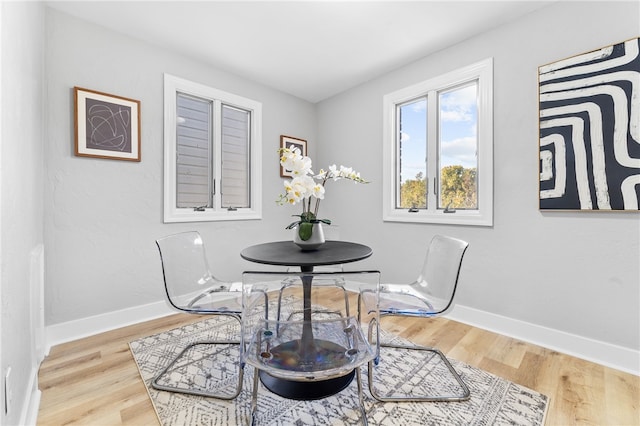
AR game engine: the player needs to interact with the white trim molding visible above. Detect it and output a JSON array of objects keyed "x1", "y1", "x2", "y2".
[
  {"x1": 20, "y1": 367, "x2": 40, "y2": 426},
  {"x1": 44, "y1": 299, "x2": 639, "y2": 376},
  {"x1": 45, "y1": 301, "x2": 174, "y2": 354},
  {"x1": 448, "y1": 304, "x2": 639, "y2": 376},
  {"x1": 163, "y1": 73, "x2": 263, "y2": 223},
  {"x1": 382, "y1": 58, "x2": 494, "y2": 226}
]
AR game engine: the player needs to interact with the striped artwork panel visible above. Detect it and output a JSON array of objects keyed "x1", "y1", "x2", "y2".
[{"x1": 539, "y1": 37, "x2": 640, "y2": 210}]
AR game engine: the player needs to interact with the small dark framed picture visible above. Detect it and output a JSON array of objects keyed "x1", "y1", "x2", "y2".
[
  {"x1": 280, "y1": 135, "x2": 307, "y2": 177},
  {"x1": 74, "y1": 87, "x2": 141, "y2": 161}
]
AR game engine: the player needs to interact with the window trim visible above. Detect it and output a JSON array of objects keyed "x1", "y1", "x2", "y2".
[
  {"x1": 163, "y1": 74, "x2": 262, "y2": 222},
  {"x1": 382, "y1": 58, "x2": 493, "y2": 226}
]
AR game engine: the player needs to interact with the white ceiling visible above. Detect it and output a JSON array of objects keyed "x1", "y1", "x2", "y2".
[{"x1": 46, "y1": 1, "x2": 553, "y2": 103}]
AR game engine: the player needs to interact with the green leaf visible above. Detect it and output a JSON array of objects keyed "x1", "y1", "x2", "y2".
[
  {"x1": 285, "y1": 220, "x2": 301, "y2": 229},
  {"x1": 300, "y1": 211, "x2": 316, "y2": 222},
  {"x1": 298, "y1": 222, "x2": 314, "y2": 240}
]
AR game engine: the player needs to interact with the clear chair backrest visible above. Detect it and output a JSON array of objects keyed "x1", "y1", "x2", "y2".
[
  {"x1": 415, "y1": 235, "x2": 469, "y2": 314},
  {"x1": 156, "y1": 231, "x2": 235, "y2": 313}
]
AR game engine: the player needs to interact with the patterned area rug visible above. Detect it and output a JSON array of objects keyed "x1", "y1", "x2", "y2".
[{"x1": 129, "y1": 315, "x2": 549, "y2": 425}]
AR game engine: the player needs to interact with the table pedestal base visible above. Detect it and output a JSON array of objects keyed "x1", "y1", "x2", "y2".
[{"x1": 259, "y1": 370, "x2": 355, "y2": 400}]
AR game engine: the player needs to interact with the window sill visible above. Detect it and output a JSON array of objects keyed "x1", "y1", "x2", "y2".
[
  {"x1": 383, "y1": 209, "x2": 492, "y2": 227},
  {"x1": 163, "y1": 208, "x2": 262, "y2": 223}
]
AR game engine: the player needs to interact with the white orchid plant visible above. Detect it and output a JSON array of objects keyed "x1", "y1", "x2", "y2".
[{"x1": 278, "y1": 145, "x2": 368, "y2": 241}]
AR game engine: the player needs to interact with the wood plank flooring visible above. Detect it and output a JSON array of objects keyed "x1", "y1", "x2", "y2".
[{"x1": 37, "y1": 308, "x2": 639, "y2": 425}]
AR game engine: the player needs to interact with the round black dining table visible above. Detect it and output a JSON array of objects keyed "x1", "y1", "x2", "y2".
[
  {"x1": 240, "y1": 240, "x2": 373, "y2": 400},
  {"x1": 240, "y1": 240, "x2": 373, "y2": 272}
]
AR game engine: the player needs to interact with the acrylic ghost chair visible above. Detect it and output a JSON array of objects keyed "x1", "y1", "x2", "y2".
[
  {"x1": 278, "y1": 225, "x2": 350, "y2": 324},
  {"x1": 153, "y1": 231, "x2": 249, "y2": 399},
  {"x1": 242, "y1": 270, "x2": 380, "y2": 425},
  {"x1": 363, "y1": 235, "x2": 471, "y2": 402}
]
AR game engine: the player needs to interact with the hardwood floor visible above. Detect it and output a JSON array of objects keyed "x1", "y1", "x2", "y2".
[{"x1": 37, "y1": 309, "x2": 639, "y2": 425}]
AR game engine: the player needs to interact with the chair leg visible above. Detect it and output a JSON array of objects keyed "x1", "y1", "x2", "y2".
[
  {"x1": 365, "y1": 314, "x2": 469, "y2": 402},
  {"x1": 250, "y1": 367, "x2": 260, "y2": 426},
  {"x1": 367, "y1": 343, "x2": 470, "y2": 402},
  {"x1": 151, "y1": 314, "x2": 244, "y2": 400},
  {"x1": 355, "y1": 367, "x2": 368, "y2": 426}
]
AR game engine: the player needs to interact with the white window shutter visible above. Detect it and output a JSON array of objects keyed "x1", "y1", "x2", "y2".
[
  {"x1": 176, "y1": 93, "x2": 212, "y2": 208},
  {"x1": 221, "y1": 105, "x2": 250, "y2": 208}
]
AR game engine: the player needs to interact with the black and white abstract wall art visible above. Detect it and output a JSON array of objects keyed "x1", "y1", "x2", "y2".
[{"x1": 539, "y1": 37, "x2": 640, "y2": 211}]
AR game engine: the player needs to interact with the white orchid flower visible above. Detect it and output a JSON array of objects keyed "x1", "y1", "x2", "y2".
[
  {"x1": 312, "y1": 183, "x2": 325, "y2": 199},
  {"x1": 277, "y1": 148, "x2": 368, "y2": 227},
  {"x1": 295, "y1": 175, "x2": 316, "y2": 195},
  {"x1": 280, "y1": 146, "x2": 308, "y2": 174},
  {"x1": 339, "y1": 166, "x2": 353, "y2": 178},
  {"x1": 328, "y1": 164, "x2": 341, "y2": 181},
  {"x1": 315, "y1": 169, "x2": 328, "y2": 179},
  {"x1": 283, "y1": 178, "x2": 307, "y2": 205}
]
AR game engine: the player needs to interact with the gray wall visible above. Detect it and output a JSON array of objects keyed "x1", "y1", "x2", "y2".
[
  {"x1": 1, "y1": 2, "x2": 45, "y2": 425},
  {"x1": 44, "y1": 8, "x2": 317, "y2": 325},
  {"x1": 2, "y1": 3, "x2": 638, "y2": 422},
  {"x1": 316, "y1": 1, "x2": 640, "y2": 351}
]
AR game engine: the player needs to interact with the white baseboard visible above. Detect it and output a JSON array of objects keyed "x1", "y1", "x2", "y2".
[
  {"x1": 43, "y1": 300, "x2": 639, "y2": 376},
  {"x1": 18, "y1": 366, "x2": 41, "y2": 426},
  {"x1": 45, "y1": 300, "x2": 174, "y2": 354},
  {"x1": 448, "y1": 304, "x2": 639, "y2": 376}
]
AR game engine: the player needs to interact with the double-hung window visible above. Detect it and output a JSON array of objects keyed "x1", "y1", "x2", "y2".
[
  {"x1": 383, "y1": 58, "x2": 493, "y2": 226},
  {"x1": 163, "y1": 74, "x2": 262, "y2": 222}
]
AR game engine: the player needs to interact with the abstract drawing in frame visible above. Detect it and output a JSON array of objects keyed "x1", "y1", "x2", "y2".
[
  {"x1": 280, "y1": 135, "x2": 307, "y2": 177},
  {"x1": 74, "y1": 87, "x2": 141, "y2": 161},
  {"x1": 538, "y1": 37, "x2": 640, "y2": 211}
]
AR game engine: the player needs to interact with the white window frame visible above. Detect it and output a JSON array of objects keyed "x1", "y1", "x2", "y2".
[
  {"x1": 163, "y1": 74, "x2": 262, "y2": 222},
  {"x1": 382, "y1": 58, "x2": 493, "y2": 226}
]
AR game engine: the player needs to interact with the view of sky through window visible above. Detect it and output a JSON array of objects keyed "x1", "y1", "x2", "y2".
[
  {"x1": 399, "y1": 83, "x2": 478, "y2": 184},
  {"x1": 399, "y1": 98, "x2": 427, "y2": 184},
  {"x1": 439, "y1": 83, "x2": 478, "y2": 170}
]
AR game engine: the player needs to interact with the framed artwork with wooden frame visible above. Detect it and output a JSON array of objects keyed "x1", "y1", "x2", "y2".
[
  {"x1": 74, "y1": 87, "x2": 141, "y2": 161},
  {"x1": 280, "y1": 135, "x2": 307, "y2": 177}
]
